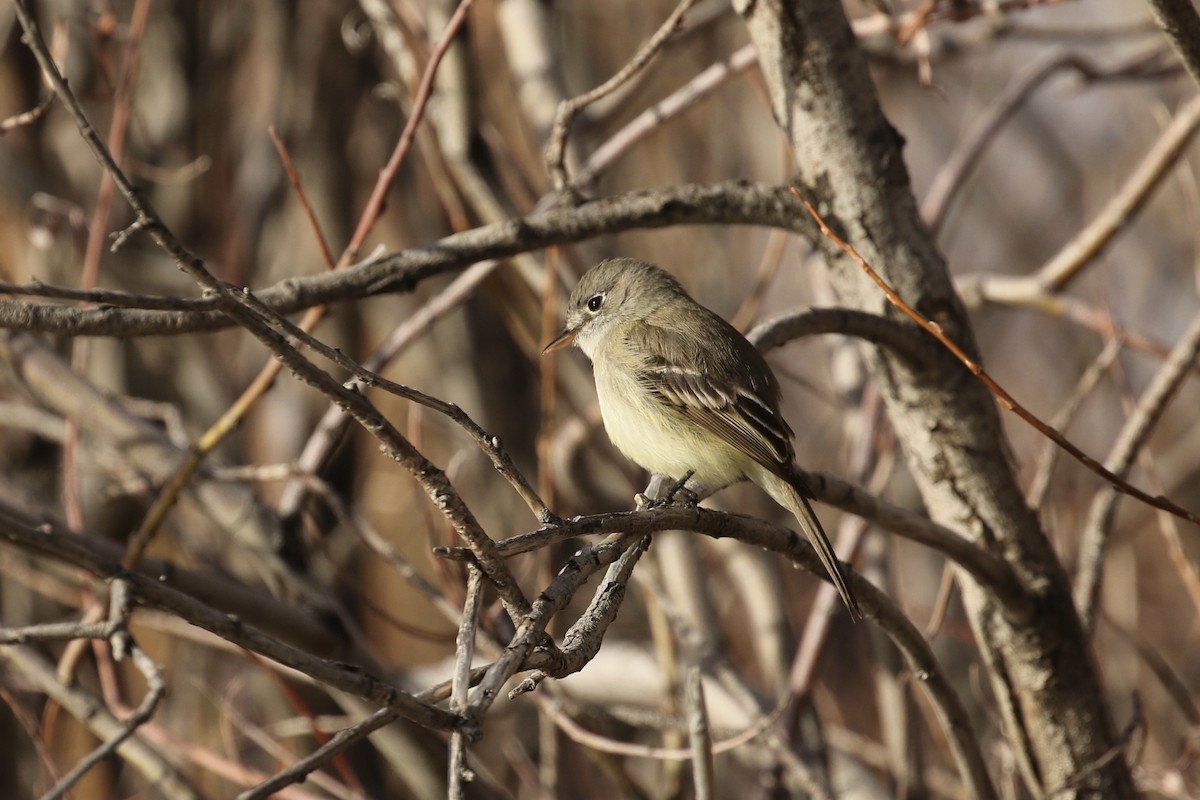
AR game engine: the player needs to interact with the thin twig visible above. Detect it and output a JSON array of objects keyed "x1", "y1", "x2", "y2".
[
  {"x1": 39, "y1": 643, "x2": 167, "y2": 800},
  {"x1": 0, "y1": 619, "x2": 120, "y2": 644},
  {"x1": 0, "y1": 93, "x2": 55, "y2": 133},
  {"x1": 1074, "y1": 309, "x2": 1200, "y2": 629},
  {"x1": 0, "y1": 500, "x2": 462, "y2": 732},
  {"x1": 300, "y1": 472, "x2": 465, "y2": 627},
  {"x1": 685, "y1": 665, "x2": 715, "y2": 800},
  {"x1": 63, "y1": 0, "x2": 153, "y2": 532},
  {"x1": 1035, "y1": 92, "x2": 1200, "y2": 294},
  {"x1": 343, "y1": 0, "x2": 475, "y2": 265},
  {"x1": 1026, "y1": 335, "x2": 1124, "y2": 507},
  {"x1": 268, "y1": 126, "x2": 336, "y2": 268},
  {"x1": 784, "y1": 390, "x2": 887, "y2": 701},
  {"x1": 545, "y1": 0, "x2": 700, "y2": 199},
  {"x1": 709, "y1": 661, "x2": 832, "y2": 798},
  {"x1": 731, "y1": 226, "x2": 790, "y2": 330},
  {"x1": 921, "y1": 46, "x2": 1174, "y2": 234},
  {"x1": 564, "y1": 44, "x2": 758, "y2": 199},
  {"x1": 536, "y1": 690, "x2": 788, "y2": 760},
  {"x1": 234, "y1": 709, "x2": 397, "y2": 800},
  {"x1": 249, "y1": 316, "x2": 557, "y2": 526},
  {"x1": 799, "y1": 192, "x2": 1200, "y2": 530},
  {"x1": 0, "y1": 645, "x2": 198, "y2": 800},
  {"x1": 1145, "y1": 0, "x2": 1200, "y2": 88},
  {"x1": 275, "y1": 258, "x2": 507, "y2": 524},
  {"x1": 958, "y1": 288, "x2": 1200, "y2": 379},
  {"x1": 957, "y1": 93, "x2": 1200, "y2": 302},
  {"x1": 448, "y1": 568, "x2": 485, "y2": 798}
]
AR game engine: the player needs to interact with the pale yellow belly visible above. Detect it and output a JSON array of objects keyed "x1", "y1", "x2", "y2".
[{"x1": 594, "y1": 365, "x2": 747, "y2": 488}]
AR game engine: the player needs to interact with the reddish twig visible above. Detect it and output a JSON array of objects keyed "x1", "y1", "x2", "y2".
[
  {"x1": 64, "y1": 0, "x2": 153, "y2": 531},
  {"x1": 341, "y1": 0, "x2": 475, "y2": 266},
  {"x1": 268, "y1": 126, "x2": 336, "y2": 269},
  {"x1": 240, "y1": 648, "x2": 363, "y2": 793},
  {"x1": 796, "y1": 191, "x2": 1200, "y2": 529},
  {"x1": 120, "y1": 1, "x2": 477, "y2": 570}
]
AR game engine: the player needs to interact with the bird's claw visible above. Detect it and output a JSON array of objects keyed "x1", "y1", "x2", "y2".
[
  {"x1": 636, "y1": 474, "x2": 699, "y2": 509},
  {"x1": 663, "y1": 484, "x2": 699, "y2": 507}
]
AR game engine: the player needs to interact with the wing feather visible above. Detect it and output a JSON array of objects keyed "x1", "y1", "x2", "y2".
[{"x1": 623, "y1": 317, "x2": 795, "y2": 474}]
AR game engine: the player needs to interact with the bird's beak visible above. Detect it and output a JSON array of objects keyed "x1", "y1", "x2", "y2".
[{"x1": 543, "y1": 326, "x2": 579, "y2": 354}]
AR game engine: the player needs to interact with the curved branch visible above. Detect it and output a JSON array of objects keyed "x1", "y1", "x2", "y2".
[
  {"x1": 0, "y1": 645, "x2": 199, "y2": 800},
  {"x1": 831, "y1": 577, "x2": 996, "y2": 800},
  {"x1": 747, "y1": 306, "x2": 937, "y2": 367},
  {"x1": 1074, "y1": 309, "x2": 1200, "y2": 629},
  {"x1": 0, "y1": 182, "x2": 811, "y2": 337},
  {"x1": 448, "y1": 508, "x2": 999, "y2": 800},
  {"x1": 439, "y1": 501, "x2": 1021, "y2": 608}
]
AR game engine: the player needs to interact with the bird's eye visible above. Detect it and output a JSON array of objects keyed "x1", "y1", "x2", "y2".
[{"x1": 586, "y1": 294, "x2": 604, "y2": 312}]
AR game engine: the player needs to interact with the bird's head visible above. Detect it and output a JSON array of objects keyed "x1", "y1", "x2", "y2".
[{"x1": 543, "y1": 258, "x2": 685, "y2": 358}]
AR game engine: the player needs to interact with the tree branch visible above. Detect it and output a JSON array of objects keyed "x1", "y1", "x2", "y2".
[
  {"x1": 0, "y1": 182, "x2": 813, "y2": 337},
  {"x1": 0, "y1": 500, "x2": 462, "y2": 733}
]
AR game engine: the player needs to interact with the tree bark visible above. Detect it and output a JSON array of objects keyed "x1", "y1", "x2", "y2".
[{"x1": 734, "y1": 0, "x2": 1136, "y2": 795}]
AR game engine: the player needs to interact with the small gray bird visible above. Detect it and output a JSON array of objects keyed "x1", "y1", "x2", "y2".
[{"x1": 545, "y1": 257, "x2": 860, "y2": 618}]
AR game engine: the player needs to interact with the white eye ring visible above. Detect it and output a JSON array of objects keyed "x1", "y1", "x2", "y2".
[{"x1": 586, "y1": 294, "x2": 604, "y2": 312}]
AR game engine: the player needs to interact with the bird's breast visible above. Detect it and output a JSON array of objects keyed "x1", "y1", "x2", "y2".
[{"x1": 592, "y1": 360, "x2": 746, "y2": 487}]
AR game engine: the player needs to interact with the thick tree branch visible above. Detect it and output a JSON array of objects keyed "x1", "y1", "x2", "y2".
[
  {"x1": 0, "y1": 182, "x2": 811, "y2": 337},
  {"x1": 735, "y1": 0, "x2": 1136, "y2": 794},
  {"x1": 435, "y1": 502, "x2": 1023, "y2": 615}
]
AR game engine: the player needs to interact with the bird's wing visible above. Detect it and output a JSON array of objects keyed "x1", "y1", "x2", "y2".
[{"x1": 624, "y1": 317, "x2": 795, "y2": 473}]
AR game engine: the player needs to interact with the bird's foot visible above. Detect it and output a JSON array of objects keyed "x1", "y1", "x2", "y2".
[
  {"x1": 663, "y1": 470, "x2": 698, "y2": 506},
  {"x1": 637, "y1": 471, "x2": 698, "y2": 509}
]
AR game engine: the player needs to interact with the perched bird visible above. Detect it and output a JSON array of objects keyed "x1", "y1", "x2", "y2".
[{"x1": 545, "y1": 258, "x2": 860, "y2": 618}]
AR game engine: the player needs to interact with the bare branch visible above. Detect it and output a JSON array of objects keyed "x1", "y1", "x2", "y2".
[
  {"x1": 436, "y1": 502, "x2": 1022, "y2": 615},
  {"x1": 0, "y1": 501, "x2": 462, "y2": 732},
  {"x1": 801, "y1": 194, "x2": 1200, "y2": 530},
  {"x1": 0, "y1": 181, "x2": 816, "y2": 337},
  {"x1": 921, "y1": 46, "x2": 1176, "y2": 234},
  {"x1": 685, "y1": 665, "x2": 715, "y2": 800},
  {"x1": 0, "y1": 645, "x2": 197, "y2": 800},
  {"x1": 39, "y1": 643, "x2": 165, "y2": 800},
  {"x1": 1074, "y1": 309, "x2": 1200, "y2": 628},
  {"x1": 235, "y1": 708, "x2": 398, "y2": 800},
  {"x1": 747, "y1": 306, "x2": 938, "y2": 367},
  {"x1": 958, "y1": 93, "x2": 1200, "y2": 302},
  {"x1": 545, "y1": 0, "x2": 700, "y2": 199},
  {"x1": 448, "y1": 567, "x2": 485, "y2": 798}
]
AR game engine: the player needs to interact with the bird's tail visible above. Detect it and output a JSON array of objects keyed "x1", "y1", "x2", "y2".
[{"x1": 758, "y1": 469, "x2": 861, "y2": 620}]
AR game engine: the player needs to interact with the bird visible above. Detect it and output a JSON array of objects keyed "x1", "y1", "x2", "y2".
[{"x1": 544, "y1": 257, "x2": 860, "y2": 618}]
